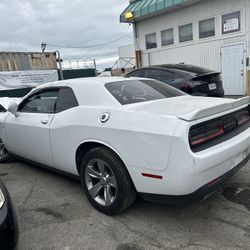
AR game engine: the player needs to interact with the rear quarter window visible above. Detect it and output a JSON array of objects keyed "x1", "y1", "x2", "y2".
[
  {"x1": 105, "y1": 80, "x2": 185, "y2": 105},
  {"x1": 56, "y1": 88, "x2": 78, "y2": 113}
]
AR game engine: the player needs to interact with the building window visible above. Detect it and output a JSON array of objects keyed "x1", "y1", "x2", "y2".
[
  {"x1": 222, "y1": 11, "x2": 241, "y2": 34},
  {"x1": 199, "y1": 18, "x2": 215, "y2": 39},
  {"x1": 145, "y1": 33, "x2": 157, "y2": 49},
  {"x1": 179, "y1": 23, "x2": 193, "y2": 43},
  {"x1": 161, "y1": 28, "x2": 174, "y2": 46}
]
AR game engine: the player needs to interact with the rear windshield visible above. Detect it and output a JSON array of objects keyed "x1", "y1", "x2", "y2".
[
  {"x1": 163, "y1": 64, "x2": 214, "y2": 75},
  {"x1": 105, "y1": 80, "x2": 185, "y2": 105}
]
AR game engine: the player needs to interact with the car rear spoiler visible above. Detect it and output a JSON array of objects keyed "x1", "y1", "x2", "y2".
[
  {"x1": 178, "y1": 96, "x2": 250, "y2": 121},
  {"x1": 191, "y1": 72, "x2": 220, "y2": 80}
]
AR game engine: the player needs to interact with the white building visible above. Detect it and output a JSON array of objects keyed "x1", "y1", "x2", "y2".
[
  {"x1": 120, "y1": 0, "x2": 250, "y2": 95},
  {"x1": 118, "y1": 44, "x2": 136, "y2": 69}
]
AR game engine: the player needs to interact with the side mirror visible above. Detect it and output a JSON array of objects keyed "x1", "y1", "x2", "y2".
[
  {"x1": 0, "y1": 98, "x2": 18, "y2": 116},
  {"x1": 8, "y1": 102, "x2": 18, "y2": 116}
]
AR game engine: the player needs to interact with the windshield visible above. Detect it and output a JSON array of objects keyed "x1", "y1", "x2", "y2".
[{"x1": 105, "y1": 79, "x2": 185, "y2": 105}]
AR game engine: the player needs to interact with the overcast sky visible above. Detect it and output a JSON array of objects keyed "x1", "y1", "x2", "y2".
[{"x1": 0, "y1": 0, "x2": 133, "y2": 70}]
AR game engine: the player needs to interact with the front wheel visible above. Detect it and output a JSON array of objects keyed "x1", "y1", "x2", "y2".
[
  {"x1": 0, "y1": 140, "x2": 13, "y2": 163},
  {"x1": 80, "y1": 147, "x2": 137, "y2": 215}
]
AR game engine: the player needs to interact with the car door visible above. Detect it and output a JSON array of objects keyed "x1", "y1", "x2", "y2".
[
  {"x1": 4, "y1": 88, "x2": 59, "y2": 166},
  {"x1": 49, "y1": 87, "x2": 79, "y2": 174}
]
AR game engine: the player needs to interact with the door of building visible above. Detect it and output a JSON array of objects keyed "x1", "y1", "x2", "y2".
[{"x1": 221, "y1": 44, "x2": 244, "y2": 95}]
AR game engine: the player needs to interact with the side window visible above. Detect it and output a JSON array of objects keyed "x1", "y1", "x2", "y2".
[
  {"x1": 161, "y1": 28, "x2": 174, "y2": 46},
  {"x1": 145, "y1": 33, "x2": 157, "y2": 49},
  {"x1": 55, "y1": 88, "x2": 78, "y2": 113},
  {"x1": 18, "y1": 90, "x2": 59, "y2": 113},
  {"x1": 179, "y1": 23, "x2": 193, "y2": 43},
  {"x1": 199, "y1": 18, "x2": 215, "y2": 39},
  {"x1": 146, "y1": 69, "x2": 175, "y2": 82},
  {"x1": 128, "y1": 69, "x2": 146, "y2": 78}
]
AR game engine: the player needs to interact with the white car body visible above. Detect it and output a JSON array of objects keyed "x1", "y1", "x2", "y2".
[{"x1": 0, "y1": 77, "x2": 249, "y2": 211}]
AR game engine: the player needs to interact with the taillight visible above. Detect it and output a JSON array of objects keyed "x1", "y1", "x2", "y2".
[
  {"x1": 181, "y1": 82, "x2": 192, "y2": 90},
  {"x1": 236, "y1": 110, "x2": 250, "y2": 126},
  {"x1": 189, "y1": 106, "x2": 250, "y2": 151},
  {"x1": 181, "y1": 82, "x2": 193, "y2": 94},
  {"x1": 189, "y1": 122, "x2": 224, "y2": 147}
]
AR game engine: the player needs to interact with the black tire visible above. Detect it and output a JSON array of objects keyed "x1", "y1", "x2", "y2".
[
  {"x1": 80, "y1": 147, "x2": 137, "y2": 215},
  {"x1": 0, "y1": 139, "x2": 13, "y2": 163}
]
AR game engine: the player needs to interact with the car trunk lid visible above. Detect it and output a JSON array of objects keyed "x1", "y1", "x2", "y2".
[
  {"x1": 190, "y1": 72, "x2": 224, "y2": 96},
  {"x1": 127, "y1": 96, "x2": 249, "y2": 120}
]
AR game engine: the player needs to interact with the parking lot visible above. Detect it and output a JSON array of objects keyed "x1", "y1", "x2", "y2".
[{"x1": 0, "y1": 159, "x2": 249, "y2": 250}]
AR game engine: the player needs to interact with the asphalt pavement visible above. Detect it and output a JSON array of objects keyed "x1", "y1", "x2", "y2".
[{"x1": 0, "y1": 159, "x2": 250, "y2": 250}]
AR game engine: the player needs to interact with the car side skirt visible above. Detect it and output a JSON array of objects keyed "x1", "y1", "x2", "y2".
[{"x1": 9, "y1": 153, "x2": 80, "y2": 181}]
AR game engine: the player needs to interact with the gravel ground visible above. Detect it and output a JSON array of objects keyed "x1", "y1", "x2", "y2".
[{"x1": 0, "y1": 159, "x2": 250, "y2": 250}]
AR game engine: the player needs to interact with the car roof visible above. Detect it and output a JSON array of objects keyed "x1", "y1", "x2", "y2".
[
  {"x1": 129, "y1": 64, "x2": 216, "y2": 77},
  {"x1": 36, "y1": 77, "x2": 133, "y2": 89},
  {"x1": 33, "y1": 77, "x2": 148, "y2": 107},
  {"x1": 156, "y1": 64, "x2": 214, "y2": 75}
]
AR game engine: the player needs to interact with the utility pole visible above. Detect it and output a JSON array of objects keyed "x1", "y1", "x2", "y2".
[
  {"x1": 41, "y1": 42, "x2": 47, "y2": 53},
  {"x1": 56, "y1": 51, "x2": 64, "y2": 80},
  {"x1": 41, "y1": 43, "x2": 64, "y2": 80},
  {"x1": 93, "y1": 59, "x2": 97, "y2": 76}
]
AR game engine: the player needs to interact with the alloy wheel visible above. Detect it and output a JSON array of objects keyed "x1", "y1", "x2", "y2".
[{"x1": 85, "y1": 159, "x2": 117, "y2": 206}]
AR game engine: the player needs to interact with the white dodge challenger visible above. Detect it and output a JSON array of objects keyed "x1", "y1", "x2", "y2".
[{"x1": 0, "y1": 77, "x2": 249, "y2": 214}]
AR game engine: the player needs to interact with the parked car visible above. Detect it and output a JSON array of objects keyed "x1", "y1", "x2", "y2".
[
  {"x1": 126, "y1": 64, "x2": 225, "y2": 97},
  {"x1": 0, "y1": 77, "x2": 249, "y2": 215},
  {"x1": 0, "y1": 180, "x2": 18, "y2": 250}
]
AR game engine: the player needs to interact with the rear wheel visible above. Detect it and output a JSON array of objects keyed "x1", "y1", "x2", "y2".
[
  {"x1": 0, "y1": 140, "x2": 13, "y2": 163},
  {"x1": 80, "y1": 147, "x2": 137, "y2": 215}
]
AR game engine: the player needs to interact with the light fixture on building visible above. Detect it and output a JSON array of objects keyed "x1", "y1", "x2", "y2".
[
  {"x1": 124, "y1": 11, "x2": 134, "y2": 20},
  {"x1": 41, "y1": 42, "x2": 47, "y2": 53}
]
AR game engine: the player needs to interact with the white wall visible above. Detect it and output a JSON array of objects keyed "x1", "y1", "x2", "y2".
[
  {"x1": 134, "y1": 0, "x2": 250, "y2": 72},
  {"x1": 118, "y1": 44, "x2": 136, "y2": 68}
]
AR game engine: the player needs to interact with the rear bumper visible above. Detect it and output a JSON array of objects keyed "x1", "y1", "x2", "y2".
[
  {"x1": 140, "y1": 152, "x2": 250, "y2": 204},
  {"x1": 0, "y1": 181, "x2": 18, "y2": 250}
]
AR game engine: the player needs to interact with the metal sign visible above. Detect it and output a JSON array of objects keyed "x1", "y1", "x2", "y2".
[
  {"x1": 0, "y1": 70, "x2": 58, "y2": 90},
  {"x1": 223, "y1": 18, "x2": 239, "y2": 33}
]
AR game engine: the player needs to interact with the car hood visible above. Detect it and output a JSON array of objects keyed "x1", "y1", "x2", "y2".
[{"x1": 127, "y1": 96, "x2": 250, "y2": 121}]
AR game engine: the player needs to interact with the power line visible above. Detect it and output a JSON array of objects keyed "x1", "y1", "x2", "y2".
[{"x1": 45, "y1": 33, "x2": 133, "y2": 49}]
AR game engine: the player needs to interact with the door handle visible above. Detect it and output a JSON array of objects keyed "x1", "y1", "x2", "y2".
[{"x1": 41, "y1": 120, "x2": 49, "y2": 125}]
